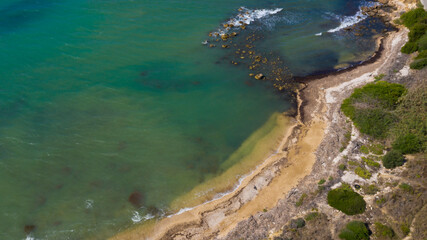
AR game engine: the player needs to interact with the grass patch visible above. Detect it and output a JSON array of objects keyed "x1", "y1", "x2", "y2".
[
  {"x1": 348, "y1": 160, "x2": 359, "y2": 166},
  {"x1": 327, "y1": 184, "x2": 366, "y2": 215},
  {"x1": 362, "y1": 156, "x2": 380, "y2": 168},
  {"x1": 382, "y1": 150, "x2": 405, "y2": 169},
  {"x1": 363, "y1": 184, "x2": 379, "y2": 195},
  {"x1": 355, "y1": 166, "x2": 372, "y2": 179},
  {"x1": 392, "y1": 133, "x2": 422, "y2": 154},
  {"x1": 374, "y1": 74, "x2": 385, "y2": 81},
  {"x1": 339, "y1": 221, "x2": 370, "y2": 240},
  {"x1": 360, "y1": 145, "x2": 369, "y2": 154}
]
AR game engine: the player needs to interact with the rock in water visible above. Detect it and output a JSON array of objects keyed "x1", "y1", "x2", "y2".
[
  {"x1": 255, "y1": 73, "x2": 265, "y2": 80},
  {"x1": 24, "y1": 225, "x2": 36, "y2": 234},
  {"x1": 128, "y1": 191, "x2": 144, "y2": 208}
]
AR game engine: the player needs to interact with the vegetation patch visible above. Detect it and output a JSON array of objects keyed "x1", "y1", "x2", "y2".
[
  {"x1": 362, "y1": 156, "x2": 380, "y2": 168},
  {"x1": 382, "y1": 150, "x2": 405, "y2": 169},
  {"x1": 390, "y1": 84, "x2": 427, "y2": 153},
  {"x1": 400, "y1": 223, "x2": 410, "y2": 236},
  {"x1": 355, "y1": 166, "x2": 372, "y2": 179},
  {"x1": 304, "y1": 212, "x2": 319, "y2": 221},
  {"x1": 399, "y1": 8, "x2": 427, "y2": 69},
  {"x1": 296, "y1": 193, "x2": 307, "y2": 207},
  {"x1": 341, "y1": 81, "x2": 405, "y2": 139},
  {"x1": 392, "y1": 133, "x2": 422, "y2": 154},
  {"x1": 318, "y1": 179, "x2": 326, "y2": 185},
  {"x1": 363, "y1": 184, "x2": 379, "y2": 195},
  {"x1": 399, "y1": 183, "x2": 414, "y2": 194},
  {"x1": 374, "y1": 222, "x2": 395, "y2": 239},
  {"x1": 339, "y1": 164, "x2": 347, "y2": 171},
  {"x1": 327, "y1": 184, "x2": 366, "y2": 215},
  {"x1": 338, "y1": 221, "x2": 371, "y2": 240}
]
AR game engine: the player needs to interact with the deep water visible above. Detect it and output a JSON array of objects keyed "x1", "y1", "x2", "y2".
[{"x1": 0, "y1": 0, "x2": 387, "y2": 239}]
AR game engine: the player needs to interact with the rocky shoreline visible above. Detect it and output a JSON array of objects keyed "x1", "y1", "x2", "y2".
[{"x1": 110, "y1": 0, "x2": 425, "y2": 239}]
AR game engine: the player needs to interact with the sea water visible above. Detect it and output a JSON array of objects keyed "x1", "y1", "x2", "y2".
[{"x1": 0, "y1": 0, "x2": 386, "y2": 239}]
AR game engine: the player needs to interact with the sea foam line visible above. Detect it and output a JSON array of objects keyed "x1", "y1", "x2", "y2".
[
  {"x1": 327, "y1": 9, "x2": 367, "y2": 33},
  {"x1": 212, "y1": 7, "x2": 283, "y2": 36}
]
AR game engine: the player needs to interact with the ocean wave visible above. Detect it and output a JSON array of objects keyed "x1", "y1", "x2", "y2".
[
  {"x1": 131, "y1": 211, "x2": 155, "y2": 223},
  {"x1": 212, "y1": 7, "x2": 283, "y2": 36},
  {"x1": 327, "y1": 9, "x2": 366, "y2": 33}
]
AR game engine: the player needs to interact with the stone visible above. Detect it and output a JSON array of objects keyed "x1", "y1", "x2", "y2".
[
  {"x1": 128, "y1": 191, "x2": 144, "y2": 208},
  {"x1": 255, "y1": 73, "x2": 265, "y2": 80}
]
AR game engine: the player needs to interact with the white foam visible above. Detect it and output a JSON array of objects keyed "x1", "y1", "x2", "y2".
[
  {"x1": 327, "y1": 9, "x2": 366, "y2": 33},
  {"x1": 131, "y1": 211, "x2": 155, "y2": 223},
  {"x1": 315, "y1": 32, "x2": 322, "y2": 36},
  {"x1": 213, "y1": 7, "x2": 282, "y2": 36},
  {"x1": 85, "y1": 199, "x2": 94, "y2": 209}
]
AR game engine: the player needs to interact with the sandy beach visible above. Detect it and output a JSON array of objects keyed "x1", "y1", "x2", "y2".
[{"x1": 110, "y1": 1, "x2": 419, "y2": 239}]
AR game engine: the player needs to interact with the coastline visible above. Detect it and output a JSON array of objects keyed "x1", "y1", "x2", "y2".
[{"x1": 110, "y1": 1, "x2": 415, "y2": 239}]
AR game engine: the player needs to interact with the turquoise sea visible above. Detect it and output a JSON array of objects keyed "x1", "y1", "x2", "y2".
[{"x1": 0, "y1": 0, "x2": 389, "y2": 239}]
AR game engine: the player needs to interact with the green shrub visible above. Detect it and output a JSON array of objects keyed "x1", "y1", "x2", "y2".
[
  {"x1": 400, "y1": 223, "x2": 410, "y2": 236},
  {"x1": 290, "y1": 218, "x2": 306, "y2": 229},
  {"x1": 296, "y1": 193, "x2": 307, "y2": 207},
  {"x1": 382, "y1": 150, "x2": 406, "y2": 169},
  {"x1": 369, "y1": 144, "x2": 384, "y2": 155},
  {"x1": 339, "y1": 164, "x2": 347, "y2": 171},
  {"x1": 415, "y1": 50, "x2": 427, "y2": 59},
  {"x1": 392, "y1": 133, "x2": 422, "y2": 153},
  {"x1": 362, "y1": 156, "x2": 381, "y2": 168},
  {"x1": 410, "y1": 57, "x2": 427, "y2": 69},
  {"x1": 399, "y1": 183, "x2": 414, "y2": 194},
  {"x1": 390, "y1": 85, "x2": 427, "y2": 152},
  {"x1": 352, "y1": 109, "x2": 397, "y2": 139},
  {"x1": 400, "y1": 8, "x2": 427, "y2": 28},
  {"x1": 355, "y1": 166, "x2": 372, "y2": 179},
  {"x1": 304, "y1": 212, "x2": 319, "y2": 221},
  {"x1": 348, "y1": 160, "x2": 359, "y2": 166},
  {"x1": 374, "y1": 74, "x2": 385, "y2": 81},
  {"x1": 401, "y1": 41, "x2": 419, "y2": 54},
  {"x1": 418, "y1": 36, "x2": 427, "y2": 51},
  {"x1": 327, "y1": 184, "x2": 366, "y2": 215},
  {"x1": 374, "y1": 222, "x2": 395, "y2": 238},
  {"x1": 339, "y1": 221, "x2": 370, "y2": 240},
  {"x1": 408, "y1": 23, "x2": 427, "y2": 42},
  {"x1": 360, "y1": 145, "x2": 369, "y2": 154},
  {"x1": 341, "y1": 82, "x2": 405, "y2": 139},
  {"x1": 318, "y1": 179, "x2": 326, "y2": 185}
]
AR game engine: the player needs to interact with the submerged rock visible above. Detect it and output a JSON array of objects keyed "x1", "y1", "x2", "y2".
[
  {"x1": 24, "y1": 225, "x2": 36, "y2": 234},
  {"x1": 128, "y1": 191, "x2": 144, "y2": 208}
]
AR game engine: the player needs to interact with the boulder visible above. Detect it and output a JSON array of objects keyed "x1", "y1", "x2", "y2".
[{"x1": 254, "y1": 73, "x2": 265, "y2": 80}]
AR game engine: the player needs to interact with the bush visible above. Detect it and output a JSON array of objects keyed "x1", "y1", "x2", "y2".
[
  {"x1": 400, "y1": 8, "x2": 427, "y2": 28},
  {"x1": 352, "y1": 109, "x2": 397, "y2": 138},
  {"x1": 401, "y1": 41, "x2": 419, "y2": 54},
  {"x1": 339, "y1": 221, "x2": 370, "y2": 240},
  {"x1": 392, "y1": 133, "x2": 422, "y2": 153},
  {"x1": 400, "y1": 223, "x2": 410, "y2": 236},
  {"x1": 318, "y1": 179, "x2": 326, "y2": 185},
  {"x1": 327, "y1": 184, "x2": 366, "y2": 215},
  {"x1": 410, "y1": 57, "x2": 427, "y2": 69},
  {"x1": 408, "y1": 23, "x2": 427, "y2": 42},
  {"x1": 304, "y1": 212, "x2": 319, "y2": 221},
  {"x1": 399, "y1": 183, "x2": 414, "y2": 194},
  {"x1": 382, "y1": 150, "x2": 406, "y2": 169},
  {"x1": 418, "y1": 36, "x2": 427, "y2": 51},
  {"x1": 339, "y1": 164, "x2": 347, "y2": 171},
  {"x1": 374, "y1": 222, "x2": 395, "y2": 238},
  {"x1": 290, "y1": 218, "x2": 306, "y2": 229}
]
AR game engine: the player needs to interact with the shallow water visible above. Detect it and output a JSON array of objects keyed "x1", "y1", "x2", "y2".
[{"x1": 0, "y1": 0, "x2": 386, "y2": 239}]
